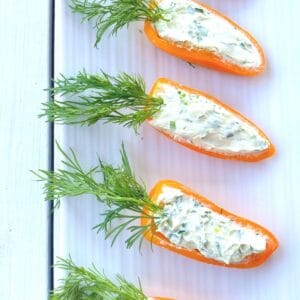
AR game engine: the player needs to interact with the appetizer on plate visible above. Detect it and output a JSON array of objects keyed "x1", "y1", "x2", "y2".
[
  {"x1": 42, "y1": 71, "x2": 275, "y2": 161},
  {"x1": 143, "y1": 179, "x2": 278, "y2": 268},
  {"x1": 52, "y1": 257, "x2": 173, "y2": 299},
  {"x1": 70, "y1": 0, "x2": 265, "y2": 75},
  {"x1": 34, "y1": 144, "x2": 278, "y2": 268}
]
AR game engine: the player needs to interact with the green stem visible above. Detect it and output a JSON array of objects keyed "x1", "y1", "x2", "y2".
[
  {"x1": 32, "y1": 142, "x2": 162, "y2": 249},
  {"x1": 51, "y1": 256, "x2": 148, "y2": 299},
  {"x1": 41, "y1": 70, "x2": 163, "y2": 132},
  {"x1": 70, "y1": 0, "x2": 166, "y2": 47}
]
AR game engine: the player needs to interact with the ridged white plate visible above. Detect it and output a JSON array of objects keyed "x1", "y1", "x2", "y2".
[{"x1": 54, "y1": 1, "x2": 299, "y2": 299}]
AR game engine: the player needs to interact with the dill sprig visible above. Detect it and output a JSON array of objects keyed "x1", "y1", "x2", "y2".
[
  {"x1": 70, "y1": 0, "x2": 166, "y2": 46},
  {"x1": 41, "y1": 70, "x2": 163, "y2": 132},
  {"x1": 33, "y1": 142, "x2": 162, "y2": 248},
  {"x1": 51, "y1": 256, "x2": 147, "y2": 300},
  {"x1": 31, "y1": 142, "x2": 101, "y2": 208}
]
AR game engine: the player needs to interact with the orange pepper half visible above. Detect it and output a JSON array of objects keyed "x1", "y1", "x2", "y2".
[
  {"x1": 142, "y1": 180, "x2": 279, "y2": 269},
  {"x1": 147, "y1": 78, "x2": 275, "y2": 162},
  {"x1": 144, "y1": 0, "x2": 265, "y2": 76}
]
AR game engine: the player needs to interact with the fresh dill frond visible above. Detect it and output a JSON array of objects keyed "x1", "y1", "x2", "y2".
[
  {"x1": 70, "y1": 0, "x2": 166, "y2": 46},
  {"x1": 41, "y1": 70, "x2": 163, "y2": 132},
  {"x1": 51, "y1": 256, "x2": 148, "y2": 299},
  {"x1": 31, "y1": 142, "x2": 100, "y2": 208},
  {"x1": 33, "y1": 142, "x2": 162, "y2": 248}
]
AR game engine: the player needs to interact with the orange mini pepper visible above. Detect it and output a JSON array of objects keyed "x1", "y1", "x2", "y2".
[
  {"x1": 71, "y1": 0, "x2": 265, "y2": 75},
  {"x1": 142, "y1": 180, "x2": 279, "y2": 269},
  {"x1": 145, "y1": 0, "x2": 265, "y2": 76},
  {"x1": 148, "y1": 78, "x2": 275, "y2": 162}
]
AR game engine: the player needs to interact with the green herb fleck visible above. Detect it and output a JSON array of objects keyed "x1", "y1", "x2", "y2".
[
  {"x1": 195, "y1": 7, "x2": 204, "y2": 14},
  {"x1": 170, "y1": 120, "x2": 176, "y2": 129},
  {"x1": 188, "y1": 62, "x2": 196, "y2": 68}
]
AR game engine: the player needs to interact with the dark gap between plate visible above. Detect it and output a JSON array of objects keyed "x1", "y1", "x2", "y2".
[{"x1": 47, "y1": 0, "x2": 55, "y2": 296}]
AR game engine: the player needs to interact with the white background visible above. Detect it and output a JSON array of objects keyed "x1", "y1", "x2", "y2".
[
  {"x1": 1, "y1": 0, "x2": 299, "y2": 299},
  {"x1": 0, "y1": 0, "x2": 50, "y2": 299}
]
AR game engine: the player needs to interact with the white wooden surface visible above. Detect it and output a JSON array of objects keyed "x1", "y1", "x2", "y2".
[
  {"x1": 0, "y1": 1, "x2": 51, "y2": 299},
  {"x1": 54, "y1": 1, "x2": 299, "y2": 299}
]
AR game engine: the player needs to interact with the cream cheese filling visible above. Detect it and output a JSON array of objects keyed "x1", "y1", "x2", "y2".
[
  {"x1": 153, "y1": 0, "x2": 261, "y2": 68},
  {"x1": 149, "y1": 82, "x2": 269, "y2": 155},
  {"x1": 155, "y1": 186, "x2": 267, "y2": 264}
]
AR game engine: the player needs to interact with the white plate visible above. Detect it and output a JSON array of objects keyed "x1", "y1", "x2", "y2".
[{"x1": 54, "y1": 1, "x2": 299, "y2": 299}]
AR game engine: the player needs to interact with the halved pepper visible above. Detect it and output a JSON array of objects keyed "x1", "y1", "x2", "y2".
[
  {"x1": 142, "y1": 179, "x2": 279, "y2": 269},
  {"x1": 71, "y1": 0, "x2": 265, "y2": 75},
  {"x1": 43, "y1": 71, "x2": 275, "y2": 162},
  {"x1": 34, "y1": 144, "x2": 279, "y2": 269}
]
